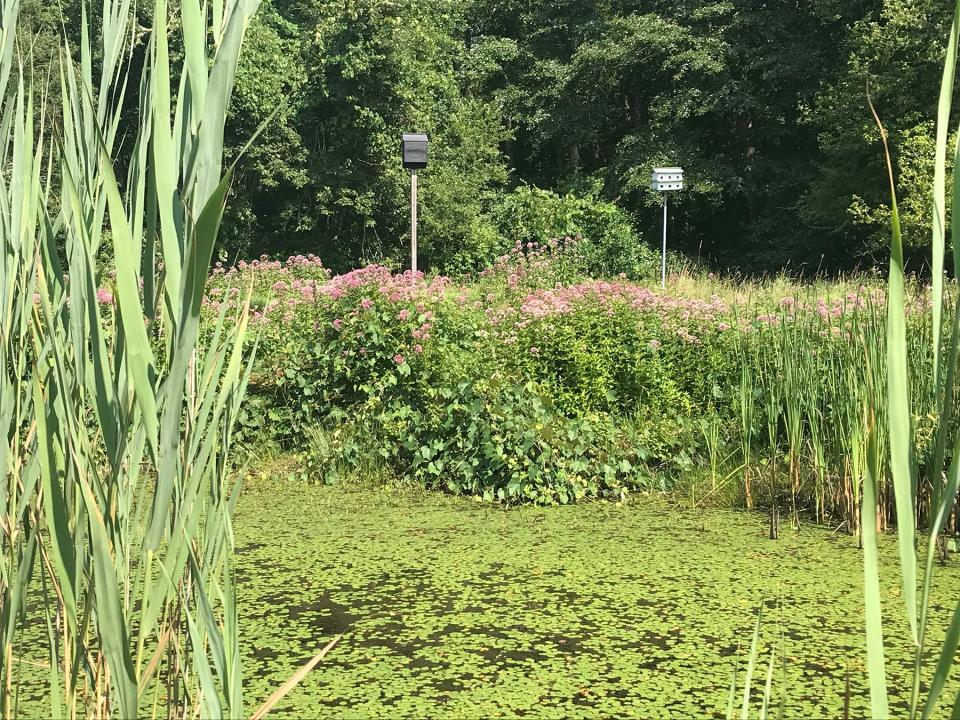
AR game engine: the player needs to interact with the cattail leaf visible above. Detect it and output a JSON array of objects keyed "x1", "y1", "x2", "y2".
[
  {"x1": 181, "y1": 0, "x2": 209, "y2": 123},
  {"x1": 740, "y1": 605, "x2": 763, "y2": 720},
  {"x1": 862, "y1": 417, "x2": 889, "y2": 719},
  {"x1": 185, "y1": 603, "x2": 224, "y2": 720},
  {"x1": 870, "y1": 96, "x2": 918, "y2": 644},
  {"x1": 191, "y1": 0, "x2": 260, "y2": 207},
  {"x1": 94, "y1": 128, "x2": 161, "y2": 460},
  {"x1": 29, "y1": 336, "x2": 78, "y2": 629},
  {"x1": 759, "y1": 648, "x2": 776, "y2": 720},
  {"x1": 150, "y1": 0, "x2": 183, "y2": 321},
  {"x1": 930, "y1": 1, "x2": 960, "y2": 383},
  {"x1": 725, "y1": 659, "x2": 738, "y2": 720},
  {"x1": 188, "y1": 550, "x2": 229, "y2": 701},
  {"x1": 922, "y1": 601, "x2": 960, "y2": 719},
  {"x1": 148, "y1": 169, "x2": 232, "y2": 549}
]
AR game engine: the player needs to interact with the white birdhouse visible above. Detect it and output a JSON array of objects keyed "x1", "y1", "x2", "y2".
[{"x1": 652, "y1": 167, "x2": 684, "y2": 192}]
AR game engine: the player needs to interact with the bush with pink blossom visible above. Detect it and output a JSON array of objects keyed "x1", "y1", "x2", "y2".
[{"x1": 201, "y1": 252, "x2": 940, "y2": 509}]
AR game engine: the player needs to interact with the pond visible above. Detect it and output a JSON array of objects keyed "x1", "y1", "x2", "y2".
[{"x1": 237, "y1": 477, "x2": 960, "y2": 718}]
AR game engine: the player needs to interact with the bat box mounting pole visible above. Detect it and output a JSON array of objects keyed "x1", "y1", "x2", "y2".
[{"x1": 402, "y1": 133, "x2": 429, "y2": 274}]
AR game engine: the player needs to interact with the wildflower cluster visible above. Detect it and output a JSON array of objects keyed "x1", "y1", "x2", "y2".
[
  {"x1": 197, "y1": 252, "x2": 934, "y2": 508},
  {"x1": 477, "y1": 237, "x2": 586, "y2": 292}
]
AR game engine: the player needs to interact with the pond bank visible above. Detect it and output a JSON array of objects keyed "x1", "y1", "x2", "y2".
[{"x1": 237, "y1": 477, "x2": 960, "y2": 718}]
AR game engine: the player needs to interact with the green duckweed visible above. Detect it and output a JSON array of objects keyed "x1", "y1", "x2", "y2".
[{"x1": 237, "y1": 477, "x2": 960, "y2": 718}]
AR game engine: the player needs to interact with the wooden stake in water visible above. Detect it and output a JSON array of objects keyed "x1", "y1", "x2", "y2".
[{"x1": 410, "y1": 169, "x2": 418, "y2": 274}]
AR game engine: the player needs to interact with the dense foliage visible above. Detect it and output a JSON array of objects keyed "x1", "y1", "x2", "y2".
[
  {"x1": 3, "y1": 0, "x2": 260, "y2": 715},
  {"x1": 195, "y1": 244, "x2": 953, "y2": 535},
  {"x1": 227, "y1": 0, "x2": 959, "y2": 272},
  {"x1": 23, "y1": 0, "x2": 957, "y2": 274},
  {"x1": 7, "y1": 0, "x2": 960, "y2": 714}
]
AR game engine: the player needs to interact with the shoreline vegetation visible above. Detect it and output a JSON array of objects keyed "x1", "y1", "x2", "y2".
[{"x1": 197, "y1": 244, "x2": 954, "y2": 538}]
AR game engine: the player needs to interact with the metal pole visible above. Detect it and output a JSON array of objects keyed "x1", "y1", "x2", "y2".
[
  {"x1": 410, "y1": 169, "x2": 418, "y2": 274},
  {"x1": 661, "y1": 194, "x2": 667, "y2": 289}
]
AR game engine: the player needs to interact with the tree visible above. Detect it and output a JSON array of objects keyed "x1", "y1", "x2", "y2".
[
  {"x1": 802, "y1": 0, "x2": 957, "y2": 269},
  {"x1": 190, "y1": 0, "x2": 960, "y2": 272},
  {"x1": 465, "y1": 0, "x2": 862, "y2": 271},
  {"x1": 222, "y1": 0, "x2": 509, "y2": 272}
]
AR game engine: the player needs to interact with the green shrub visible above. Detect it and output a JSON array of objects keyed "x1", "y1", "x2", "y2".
[
  {"x1": 240, "y1": 266, "x2": 476, "y2": 444},
  {"x1": 219, "y1": 256, "x2": 748, "y2": 497},
  {"x1": 370, "y1": 377, "x2": 656, "y2": 503},
  {"x1": 489, "y1": 185, "x2": 670, "y2": 280},
  {"x1": 210, "y1": 256, "x2": 947, "y2": 527},
  {"x1": 508, "y1": 297, "x2": 690, "y2": 417},
  {"x1": 221, "y1": 258, "x2": 728, "y2": 501}
]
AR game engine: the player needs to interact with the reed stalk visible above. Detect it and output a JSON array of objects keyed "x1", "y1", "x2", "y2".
[
  {"x1": 1, "y1": 0, "x2": 261, "y2": 715},
  {"x1": 860, "y1": 2, "x2": 960, "y2": 716}
]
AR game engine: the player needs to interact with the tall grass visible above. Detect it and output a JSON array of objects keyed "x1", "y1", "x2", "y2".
[
  {"x1": 1, "y1": 0, "x2": 259, "y2": 716},
  {"x1": 699, "y1": 277, "x2": 957, "y2": 542},
  {"x1": 860, "y1": 0, "x2": 960, "y2": 716},
  {"x1": 719, "y1": 8, "x2": 960, "y2": 710},
  {"x1": 725, "y1": 605, "x2": 785, "y2": 720},
  {"x1": 715, "y1": 289, "x2": 896, "y2": 533}
]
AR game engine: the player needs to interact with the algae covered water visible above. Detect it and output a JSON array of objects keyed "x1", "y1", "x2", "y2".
[{"x1": 237, "y1": 478, "x2": 960, "y2": 718}]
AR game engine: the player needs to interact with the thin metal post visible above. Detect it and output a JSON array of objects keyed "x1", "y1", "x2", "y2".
[
  {"x1": 410, "y1": 169, "x2": 418, "y2": 274},
  {"x1": 661, "y1": 194, "x2": 667, "y2": 289}
]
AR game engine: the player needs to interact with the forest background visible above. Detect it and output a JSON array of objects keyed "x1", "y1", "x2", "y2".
[{"x1": 23, "y1": 0, "x2": 954, "y2": 275}]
